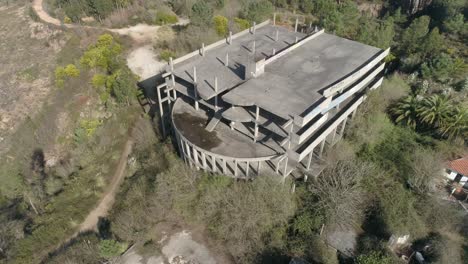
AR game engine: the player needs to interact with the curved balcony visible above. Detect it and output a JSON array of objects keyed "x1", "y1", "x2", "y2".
[{"x1": 171, "y1": 98, "x2": 284, "y2": 178}]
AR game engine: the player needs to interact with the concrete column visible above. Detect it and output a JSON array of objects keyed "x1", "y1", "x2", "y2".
[
  {"x1": 331, "y1": 127, "x2": 337, "y2": 144},
  {"x1": 306, "y1": 150, "x2": 313, "y2": 170},
  {"x1": 234, "y1": 160, "x2": 238, "y2": 177},
  {"x1": 246, "y1": 161, "x2": 250, "y2": 177},
  {"x1": 228, "y1": 31, "x2": 232, "y2": 44},
  {"x1": 254, "y1": 106, "x2": 259, "y2": 143},
  {"x1": 275, "y1": 159, "x2": 280, "y2": 173},
  {"x1": 257, "y1": 161, "x2": 261, "y2": 175},
  {"x1": 225, "y1": 52, "x2": 229, "y2": 66},
  {"x1": 252, "y1": 21, "x2": 256, "y2": 34},
  {"x1": 275, "y1": 30, "x2": 279, "y2": 41},
  {"x1": 171, "y1": 74, "x2": 176, "y2": 98},
  {"x1": 185, "y1": 142, "x2": 192, "y2": 168},
  {"x1": 212, "y1": 155, "x2": 216, "y2": 172},
  {"x1": 319, "y1": 139, "x2": 326, "y2": 158},
  {"x1": 288, "y1": 121, "x2": 294, "y2": 149},
  {"x1": 201, "y1": 43, "x2": 205, "y2": 56},
  {"x1": 283, "y1": 157, "x2": 288, "y2": 176},
  {"x1": 156, "y1": 84, "x2": 166, "y2": 138},
  {"x1": 169, "y1": 57, "x2": 174, "y2": 72},
  {"x1": 295, "y1": 36, "x2": 298, "y2": 43},
  {"x1": 193, "y1": 148, "x2": 199, "y2": 170},
  {"x1": 294, "y1": 18, "x2": 298, "y2": 32},
  {"x1": 273, "y1": 13, "x2": 276, "y2": 25},
  {"x1": 339, "y1": 119, "x2": 346, "y2": 138},
  {"x1": 201, "y1": 152, "x2": 207, "y2": 169},
  {"x1": 222, "y1": 159, "x2": 227, "y2": 174},
  {"x1": 252, "y1": 40, "x2": 256, "y2": 54}
]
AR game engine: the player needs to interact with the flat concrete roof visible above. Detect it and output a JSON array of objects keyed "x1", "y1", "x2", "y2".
[
  {"x1": 222, "y1": 32, "x2": 382, "y2": 119},
  {"x1": 172, "y1": 25, "x2": 304, "y2": 100}
]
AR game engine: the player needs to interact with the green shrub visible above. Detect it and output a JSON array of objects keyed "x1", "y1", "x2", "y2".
[
  {"x1": 190, "y1": 0, "x2": 213, "y2": 26},
  {"x1": 74, "y1": 118, "x2": 102, "y2": 144},
  {"x1": 154, "y1": 11, "x2": 178, "y2": 25},
  {"x1": 80, "y1": 34, "x2": 122, "y2": 71},
  {"x1": 240, "y1": 0, "x2": 273, "y2": 22},
  {"x1": 64, "y1": 16, "x2": 72, "y2": 24},
  {"x1": 213, "y1": 15, "x2": 228, "y2": 36},
  {"x1": 234, "y1": 17, "x2": 250, "y2": 30},
  {"x1": 98, "y1": 239, "x2": 127, "y2": 259},
  {"x1": 92, "y1": 74, "x2": 108, "y2": 88},
  {"x1": 159, "y1": 49, "x2": 176, "y2": 62},
  {"x1": 55, "y1": 64, "x2": 80, "y2": 87}
]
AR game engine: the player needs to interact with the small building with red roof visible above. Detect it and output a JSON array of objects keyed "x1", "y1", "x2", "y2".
[{"x1": 445, "y1": 156, "x2": 468, "y2": 189}]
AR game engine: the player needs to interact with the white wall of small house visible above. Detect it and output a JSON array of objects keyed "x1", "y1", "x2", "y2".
[{"x1": 445, "y1": 169, "x2": 468, "y2": 185}]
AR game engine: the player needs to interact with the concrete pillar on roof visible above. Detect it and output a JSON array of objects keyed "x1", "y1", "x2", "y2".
[
  {"x1": 201, "y1": 43, "x2": 205, "y2": 56},
  {"x1": 225, "y1": 52, "x2": 229, "y2": 66},
  {"x1": 273, "y1": 13, "x2": 276, "y2": 25},
  {"x1": 272, "y1": 48, "x2": 276, "y2": 55},
  {"x1": 294, "y1": 18, "x2": 299, "y2": 32},
  {"x1": 193, "y1": 66, "x2": 199, "y2": 110},
  {"x1": 252, "y1": 40, "x2": 256, "y2": 54},
  {"x1": 214, "y1": 76, "x2": 218, "y2": 111},
  {"x1": 229, "y1": 31, "x2": 232, "y2": 44},
  {"x1": 295, "y1": 36, "x2": 298, "y2": 43},
  {"x1": 169, "y1": 57, "x2": 174, "y2": 72}
]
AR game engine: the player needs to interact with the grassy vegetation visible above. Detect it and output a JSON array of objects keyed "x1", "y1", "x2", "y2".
[{"x1": 0, "y1": 26, "x2": 141, "y2": 263}]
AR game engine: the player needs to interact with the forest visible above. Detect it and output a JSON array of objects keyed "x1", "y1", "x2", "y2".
[{"x1": 0, "y1": 0, "x2": 467, "y2": 263}]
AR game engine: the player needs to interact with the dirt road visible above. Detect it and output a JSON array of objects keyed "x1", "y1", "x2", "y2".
[{"x1": 79, "y1": 137, "x2": 134, "y2": 232}]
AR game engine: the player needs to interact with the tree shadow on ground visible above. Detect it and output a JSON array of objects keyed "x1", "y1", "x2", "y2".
[{"x1": 355, "y1": 207, "x2": 392, "y2": 255}]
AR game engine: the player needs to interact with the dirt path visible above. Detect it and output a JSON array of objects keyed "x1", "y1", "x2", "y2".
[
  {"x1": 79, "y1": 137, "x2": 134, "y2": 232},
  {"x1": 32, "y1": 0, "x2": 188, "y2": 43}
]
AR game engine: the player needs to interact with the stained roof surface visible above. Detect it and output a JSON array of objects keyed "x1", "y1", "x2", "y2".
[{"x1": 172, "y1": 24, "x2": 382, "y2": 120}]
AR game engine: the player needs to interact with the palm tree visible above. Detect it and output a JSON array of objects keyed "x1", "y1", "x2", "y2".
[
  {"x1": 439, "y1": 106, "x2": 468, "y2": 140},
  {"x1": 417, "y1": 94, "x2": 452, "y2": 128},
  {"x1": 391, "y1": 95, "x2": 421, "y2": 129}
]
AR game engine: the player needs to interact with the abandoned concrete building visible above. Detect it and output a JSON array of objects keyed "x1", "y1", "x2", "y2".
[{"x1": 155, "y1": 18, "x2": 390, "y2": 179}]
